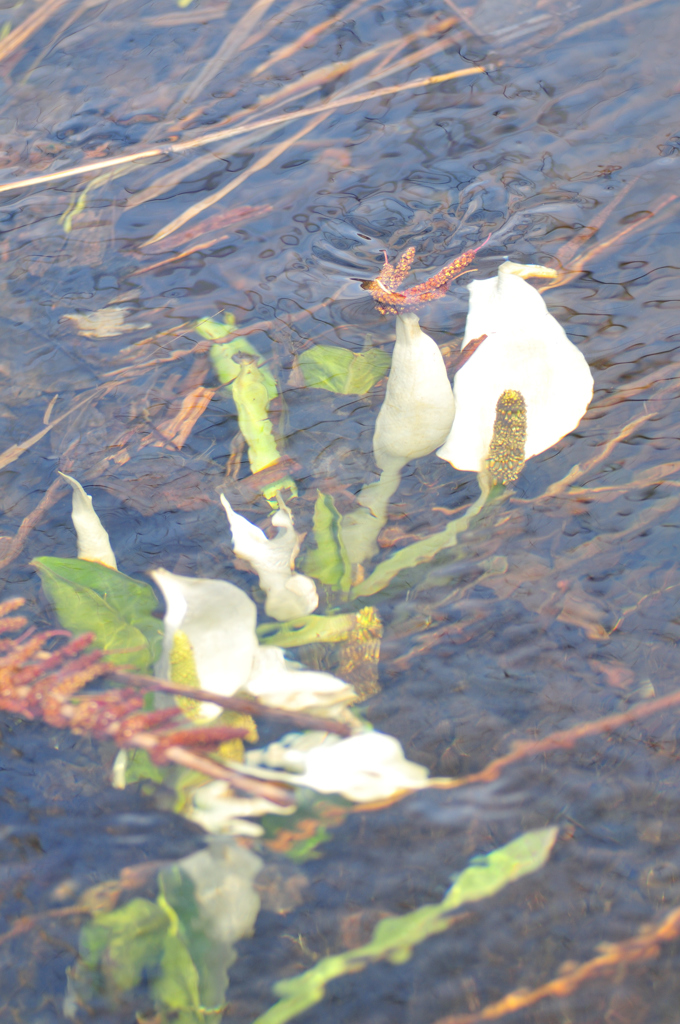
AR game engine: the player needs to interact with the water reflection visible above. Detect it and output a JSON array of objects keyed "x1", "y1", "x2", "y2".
[{"x1": 0, "y1": 0, "x2": 680, "y2": 1020}]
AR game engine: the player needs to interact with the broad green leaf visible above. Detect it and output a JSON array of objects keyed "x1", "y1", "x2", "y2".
[
  {"x1": 79, "y1": 897, "x2": 169, "y2": 992},
  {"x1": 352, "y1": 483, "x2": 493, "y2": 598},
  {"x1": 196, "y1": 313, "x2": 236, "y2": 341},
  {"x1": 298, "y1": 345, "x2": 390, "y2": 395},
  {"x1": 257, "y1": 612, "x2": 357, "y2": 647},
  {"x1": 232, "y1": 359, "x2": 281, "y2": 474},
  {"x1": 345, "y1": 348, "x2": 392, "y2": 394},
  {"x1": 159, "y1": 867, "x2": 228, "y2": 1016},
  {"x1": 251, "y1": 827, "x2": 558, "y2": 1024},
  {"x1": 304, "y1": 492, "x2": 352, "y2": 591},
  {"x1": 32, "y1": 556, "x2": 163, "y2": 671}
]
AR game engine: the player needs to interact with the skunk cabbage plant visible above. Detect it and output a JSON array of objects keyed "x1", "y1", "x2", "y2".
[
  {"x1": 221, "y1": 495, "x2": 318, "y2": 620},
  {"x1": 438, "y1": 261, "x2": 594, "y2": 482},
  {"x1": 342, "y1": 312, "x2": 454, "y2": 565},
  {"x1": 151, "y1": 568, "x2": 258, "y2": 719},
  {"x1": 58, "y1": 472, "x2": 117, "y2": 569},
  {"x1": 372, "y1": 312, "x2": 455, "y2": 471}
]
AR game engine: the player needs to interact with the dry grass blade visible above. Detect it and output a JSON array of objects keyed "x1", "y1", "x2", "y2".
[
  {"x1": 246, "y1": 17, "x2": 458, "y2": 123},
  {"x1": 0, "y1": 476, "x2": 66, "y2": 575},
  {"x1": 126, "y1": 128, "x2": 277, "y2": 209},
  {"x1": 255, "y1": 0, "x2": 370, "y2": 74},
  {"x1": 554, "y1": 0, "x2": 664, "y2": 43},
  {"x1": 176, "y1": 0, "x2": 278, "y2": 110},
  {"x1": 0, "y1": 66, "x2": 485, "y2": 196},
  {"x1": 0, "y1": 388, "x2": 106, "y2": 472},
  {"x1": 143, "y1": 110, "x2": 331, "y2": 246},
  {"x1": 0, "y1": 0, "x2": 70, "y2": 64},
  {"x1": 432, "y1": 899, "x2": 680, "y2": 1024}
]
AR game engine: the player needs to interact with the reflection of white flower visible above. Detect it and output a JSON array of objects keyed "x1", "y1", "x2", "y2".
[
  {"x1": 373, "y1": 312, "x2": 455, "y2": 470},
  {"x1": 437, "y1": 262, "x2": 593, "y2": 479},
  {"x1": 186, "y1": 781, "x2": 294, "y2": 836},
  {"x1": 244, "y1": 645, "x2": 354, "y2": 715},
  {"x1": 246, "y1": 730, "x2": 429, "y2": 803},
  {"x1": 221, "y1": 495, "x2": 318, "y2": 621},
  {"x1": 58, "y1": 472, "x2": 117, "y2": 569},
  {"x1": 151, "y1": 568, "x2": 258, "y2": 718}
]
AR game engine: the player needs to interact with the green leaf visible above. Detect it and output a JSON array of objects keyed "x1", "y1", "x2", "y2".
[
  {"x1": 32, "y1": 556, "x2": 163, "y2": 671},
  {"x1": 298, "y1": 345, "x2": 390, "y2": 395},
  {"x1": 232, "y1": 359, "x2": 281, "y2": 474},
  {"x1": 351, "y1": 484, "x2": 493, "y2": 598},
  {"x1": 79, "y1": 898, "x2": 169, "y2": 992},
  {"x1": 257, "y1": 612, "x2": 357, "y2": 647},
  {"x1": 158, "y1": 867, "x2": 228, "y2": 1015},
  {"x1": 251, "y1": 827, "x2": 558, "y2": 1024},
  {"x1": 125, "y1": 748, "x2": 165, "y2": 785},
  {"x1": 196, "y1": 313, "x2": 236, "y2": 341},
  {"x1": 304, "y1": 492, "x2": 352, "y2": 591}
]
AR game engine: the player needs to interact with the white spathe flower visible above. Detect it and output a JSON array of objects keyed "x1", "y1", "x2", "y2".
[
  {"x1": 437, "y1": 262, "x2": 594, "y2": 477},
  {"x1": 373, "y1": 312, "x2": 455, "y2": 471},
  {"x1": 58, "y1": 471, "x2": 117, "y2": 569},
  {"x1": 244, "y1": 645, "x2": 355, "y2": 715},
  {"x1": 246, "y1": 730, "x2": 429, "y2": 803},
  {"x1": 151, "y1": 568, "x2": 258, "y2": 718},
  {"x1": 221, "y1": 495, "x2": 318, "y2": 621},
  {"x1": 342, "y1": 312, "x2": 455, "y2": 564}
]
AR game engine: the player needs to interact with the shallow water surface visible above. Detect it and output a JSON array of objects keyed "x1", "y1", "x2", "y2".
[{"x1": 1, "y1": 0, "x2": 680, "y2": 1021}]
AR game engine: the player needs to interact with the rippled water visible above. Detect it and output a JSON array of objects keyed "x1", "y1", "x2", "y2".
[{"x1": 1, "y1": 0, "x2": 680, "y2": 1021}]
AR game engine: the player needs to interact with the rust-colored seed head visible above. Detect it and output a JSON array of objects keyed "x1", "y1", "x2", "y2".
[{"x1": 363, "y1": 237, "x2": 488, "y2": 315}]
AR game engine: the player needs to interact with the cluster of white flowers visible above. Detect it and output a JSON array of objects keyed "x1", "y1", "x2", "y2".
[{"x1": 62, "y1": 261, "x2": 594, "y2": 837}]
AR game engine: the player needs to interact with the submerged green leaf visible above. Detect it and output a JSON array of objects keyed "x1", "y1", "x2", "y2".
[
  {"x1": 298, "y1": 345, "x2": 390, "y2": 395},
  {"x1": 257, "y1": 612, "x2": 358, "y2": 647},
  {"x1": 303, "y1": 492, "x2": 352, "y2": 591},
  {"x1": 210, "y1": 338, "x2": 277, "y2": 400},
  {"x1": 32, "y1": 556, "x2": 163, "y2": 671},
  {"x1": 79, "y1": 897, "x2": 169, "y2": 993},
  {"x1": 196, "y1": 313, "x2": 237, "y2": 341},
  {"x1": 232, "y1": 358, "x2": 282, "y2": 475},
  {"x1": 252, "y1": 827, "x2": 558, "y2": 1024},
  {"x1": 352, "y1": 481, "x2": 493, "y2": 598}
]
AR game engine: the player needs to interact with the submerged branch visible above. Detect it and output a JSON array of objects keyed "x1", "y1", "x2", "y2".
[{"x1": 115, "y1": 671, "x2": 353, "y2": 736}]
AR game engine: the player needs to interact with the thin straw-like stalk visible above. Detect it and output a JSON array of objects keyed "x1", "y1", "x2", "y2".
[
  {"x1": 255, "y1": 0, "x2": 369, "y2": 75},
  {"x1": 176, "y1": 0, "x2": 278, "y2": 110},
  {"x1": 554, "y1": 0, "x2": 663, "y2": 42},
  {"x1": 0, "y1": 0, "x2": 71, "y2": 64},
  {"x1": 220, "y1": 16, "x2": 458, "y2": 132},
  {"x1": 126, "y1": 125, "x2": 279, "y2": 210},
  {"x1": 0, "y1": 66, "x2": 485, "y2": 196},
  {"x1": 143, "y1": 110, "x2": 331, "y2": 245}
]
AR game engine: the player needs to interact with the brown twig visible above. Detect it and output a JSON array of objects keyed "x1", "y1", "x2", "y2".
[
  {"x1": 432, "y1": 684, "x2": 680, "y2": 792},
  {"x1": 115, "y1": 671, "x2": 353, "y2": 736},
  {"x1": 0, "y1": 476, "x2": 67, "y2": 574},
  {"x1": 126, "y1": 731, "x2": 294, "y2": 805},
  {"x1": 432, "y1": 898, "x2": 680, "y2": 1024}
]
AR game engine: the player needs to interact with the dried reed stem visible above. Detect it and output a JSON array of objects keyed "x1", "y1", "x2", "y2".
[{"x1": 0, "y1": 66, "x2": 485, "y2": 196}]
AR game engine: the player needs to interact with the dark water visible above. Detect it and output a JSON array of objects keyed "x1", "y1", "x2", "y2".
[{"x1": 1, "y1": 0, "x2": 680, "y2": 1020}]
